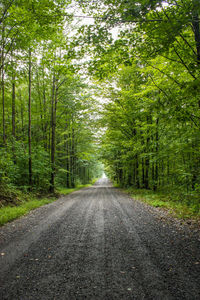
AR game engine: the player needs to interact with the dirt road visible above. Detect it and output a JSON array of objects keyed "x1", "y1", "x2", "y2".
[{"x1": 0, "y1": 178, "x2": 200, "y2": 299}]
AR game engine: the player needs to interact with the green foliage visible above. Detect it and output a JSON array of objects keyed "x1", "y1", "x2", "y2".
[
  {"x1": 0, "y1": 0, "x2": 102, "y2": 199},
  {"x1": 77, "y1": 0, "x2": 199, "y2": 213},
  {"x1": 0, "y1": 141, "x2": 51, "y2": 191}
]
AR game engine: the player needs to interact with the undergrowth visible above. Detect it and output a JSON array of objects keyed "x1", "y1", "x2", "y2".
[
  {"x1": 0, "y1": 180, "x2": 97, "y2": 226},
  {"x1": 57, "y1": 183, "x2": 93, "y2": 195},
  {"x1": 117, "y1": 185, "x2": 200, "y2": 220}
]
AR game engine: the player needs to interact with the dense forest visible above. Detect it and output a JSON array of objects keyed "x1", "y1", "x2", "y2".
[
  {"x1": 0, "y1": 0, "x2": 103, "y2": 200},
  {"x1": 0, "y1": 0, "x2": 200, "y2": 213}
]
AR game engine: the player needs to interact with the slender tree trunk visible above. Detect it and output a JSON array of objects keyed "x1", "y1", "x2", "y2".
[
  {"x1": 12, "y1": 66, "x2": 16, "y2": 138},
  {"x1": 152, "y1": 162, "x2": 155, "y2": 190},
  {"x1": 2, "y1": 64, "x2": 5, "y2": 143},
  {"x1": 66, "y1": 138, "x2": 70, "y2": 188},
  {"x1": 154, "y1": 118, "x2": 159, "y2": 191},
  {"x1": 142, "y1": 158, "x2": 145, "y2": 187},
  {"x1": 20, "y1": 90, "x2": 24, "y2": 137},
  {"x1": 192, "y1": 11, "x2": 200, "y2": 64},
  {"x1": 42, "y1": 66, "x2": 47, "y2": 150},
  {"x1": 1, "y1": 23, "x2": 6, "y2": 144},
  {"x1": 11, "y1": 60, "x2": 16, "y2": 164},
  {"x1": 66, "y1": 119, "x2": 70, "y2": 188},
  {"x1": 135, "y1": 155, "x2": 140, "y2": 188},
  {"x1": 73, "y1": 128, "x2": 77, "y2": 186},
  {"x1": 68, "y1": 130, "x2": 72, "y2": 187},
  {"x1": 191, "y1": 6, "x2": 200, "y2": 107},
  {"x1": 28, "y1": 48, "x2": 32, "y2": 190},
  {"x1": 36, "y1": 70, "x2": 43, "y2": 129},
  {"x1": 145, "y1": 115, "x2": 152, "y2": 189},
  {"x1": 71, "y1": 126, "x2": 75, "y2": 188},
  {"x1": 50, "y1": 73, "x2": 56, "y2": 193},
  {"x1": 145, "y1": 156, "x2": 149, "y2": 189},
  {"x1": 161, "y1": 159, "x2": 164, "y2": 187}
]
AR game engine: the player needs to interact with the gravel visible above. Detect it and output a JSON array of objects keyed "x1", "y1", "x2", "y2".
[{"x1": 0, "y1": 178, "x2": 200, "y2": 299}]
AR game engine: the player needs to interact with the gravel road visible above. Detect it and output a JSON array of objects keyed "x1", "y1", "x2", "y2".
[{"x1": 0, "y1": 178, "x2": 200, "y2": 300}]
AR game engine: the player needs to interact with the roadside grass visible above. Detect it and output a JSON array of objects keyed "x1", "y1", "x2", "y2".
[
  {"x1": 0, "y1": 181, "x2": 97, "y2": 227},
  {"x1": 57, "y1": 181, "x2": 95, "y2": 195},
  {"x1": 118, "y1": 186, "x2": 200, "y2": 220},
  {"x1": 0, "y1": 197, "x2": 56, "y2": 226}
]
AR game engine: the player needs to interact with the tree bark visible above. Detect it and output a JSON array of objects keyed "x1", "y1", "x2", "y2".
[
  {"x1": 154, "y1": 118, "x2": 159, "y2": 191},
  {"x1": 1, "y1": 23, "x2": 6, "y2": 144},
  {"x1": 20, "y1": 90, "x2": 24, "y2": 138},
  {"x1": 42, "y1": 66, "x2": 48, "y2": 150},
  {"x1": 28, "y1": 48, "x2": 32, "y2": 190},
  {"x1": 135, "y1": 155, "x2": 140, "y2": 188},
  {"x1": 66, "y1": 118, "x2": 70, "y2": 188},
  {"x1": 71, "y1": 126, "x2": 75, "y2": 188},
  {"x1": 12, "y1": 64, "x2": 16, "y2": 138},
  {"x1": 192, "y1": 5, "x2": 200, "y2": 65},
  {"x1": 50, "y1": 73, "x2": 56, "y2": 193}
]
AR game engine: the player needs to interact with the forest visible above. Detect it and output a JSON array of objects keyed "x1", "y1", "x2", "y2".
[{"x1": 0, "y1": 0, "x2": 200, "y2": 218}]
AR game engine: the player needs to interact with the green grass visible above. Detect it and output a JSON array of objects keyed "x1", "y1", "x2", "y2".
[
  {"x1": 0, "y1": 198, "x2": 55, "y2": 226},
  {"x1": 0, "y1": 181, "x2": 97, "y2": 227},
  {"x1": 57, "y1": 182, "x2": 94, "y2": 195},
  {"x1": 121, "y1": 187, "x2": 200, "y2": 220}
]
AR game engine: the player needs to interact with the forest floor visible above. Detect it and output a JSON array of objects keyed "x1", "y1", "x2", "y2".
[{"x1": 0, "y1": 178, "x2": 200, "y2": 299}]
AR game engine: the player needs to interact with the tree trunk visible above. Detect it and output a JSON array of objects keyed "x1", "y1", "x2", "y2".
[
  {"x1": 50, "y1": 73, "x2": 56, "y2": 193},
  {"x1": 12, "y1": 67, "x2": 16, "y2": 138},
  {"x1": 1, "y1": 23, "x2": 6, "y2": 144},
  {"x1": 154, "y1": 118, "x2": 159, "y2": 191},
  {"x1": 42, "y1": 66, "x2": 48, "y2": 150},
  {"x1": 11, "y1": 62, "x2": 16, "y2": 165},
  {"x1": 36, "y1": 70, "x2": 43, "y2": 133},
  {"x1": 71, "y1": 126, "x2": 75, "y2": 188},
  {"x1": 19, "y1": 90, "x2": 25, "y2": 138},
  {"x1": 192, "y1": 8, "x2": 200, "y2": 65},
  {"x1": 192, "y1": 5, "x2": 200, "y2": 107},
  {"x1": 2, "y1": 64, "x2": 5, "y2": 144},
  {"x1": 66, "y1": 119, "x2": 70, "y2": 188},
  {"x1": 135, "y1": 155, "x2": 140, "y2": 188},
  {"x1": 145, "y1": 156, "x2": 149, "y2": 189},
  {"x1": 28, "y1": 48, "x2": 32, "y2": 190},
  {"x1": 142, "y1": 158, "x2": 145, "y2": 187}
]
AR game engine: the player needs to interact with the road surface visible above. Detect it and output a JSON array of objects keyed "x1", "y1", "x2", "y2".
[{"x1": 0, "y1": 178, "x2": 200, "y2": 299}]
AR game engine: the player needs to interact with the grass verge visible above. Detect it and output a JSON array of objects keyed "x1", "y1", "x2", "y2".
[
  {"x1": 57, "y1": 183, "x2": 93, "y2": 195},
  {"x1": 0, "y1": 182, "x2": 96, "y2": 227},
  {"x1": 0, "y1": 197, "x2": 56, "y2": 226},
  {"x1": 120, "y1": 186, "x2": 200, "y2": 221}
]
